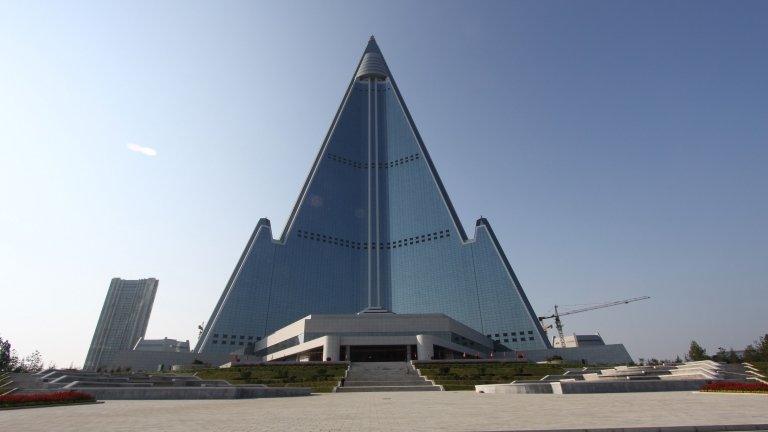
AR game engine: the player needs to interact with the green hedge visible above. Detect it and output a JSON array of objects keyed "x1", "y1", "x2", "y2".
[
  {"x1": 181, "y1": 364, "x2": 348, "y2": 393},
  {"x1": 749, "y1": 362, "x2": 768, "y2": 379},
  {"x1": 415, "y1": 362, "x2": 569, "y2": 391}
]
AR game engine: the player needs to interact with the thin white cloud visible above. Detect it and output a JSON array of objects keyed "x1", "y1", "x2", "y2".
[{"x1": 127, "y1": 142, "x2": 157, "y2": 156}]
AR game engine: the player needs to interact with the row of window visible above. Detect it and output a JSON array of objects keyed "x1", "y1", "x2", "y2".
[
  {"x1": 489, "y1": 330, "x2": 535, "y2": 344},
  {"x1": 326, "y1": 152, "x2": 420, "y2": 169},
  {"x1": 211, "y1": 333, "x2": 262, "y2": 346},
  {"x1": 296, "y1": 229, "x2": 451, "y2": 250},
  {"x1": 499, "y1": 337, "x2": 534, "y2": 343}
]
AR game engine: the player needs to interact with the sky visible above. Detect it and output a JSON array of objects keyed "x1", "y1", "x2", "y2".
[{"x1": 1, "y1": 1, "x2": 766, "y2": 368}]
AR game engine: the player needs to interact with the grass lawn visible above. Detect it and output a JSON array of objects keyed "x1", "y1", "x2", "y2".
[
  {"x1": 414, "y1": 362, "x2": 571, "y2": 391},
  {"x1": 182, "y1": 364, "x2": 348, "y2": 393},
  {"x1": 747, "y1": 362, "x2": 768, "y2": 380}
]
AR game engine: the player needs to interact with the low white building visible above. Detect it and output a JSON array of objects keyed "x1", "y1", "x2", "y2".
[
  {"x1": 230, "y1": 312, "x2": 493, "y2": 363},
  {"x1": 552, "y1": 333, "x2": 606, "y2": 348},
  {"x1": 133, "y1": 337, "x2": 191, "y2": 352}
]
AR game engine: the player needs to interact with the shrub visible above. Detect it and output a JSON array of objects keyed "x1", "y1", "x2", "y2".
[
  {"x1": 700, "y1": 381, "x2": 768, "y2": 393},
  {"x1": 0, "y1": 391, "x2": 95, "y2": 408}
]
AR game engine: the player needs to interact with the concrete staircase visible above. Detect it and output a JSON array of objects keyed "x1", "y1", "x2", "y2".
[{"x1": 335, "y1": 362, "x2": 442, "y2": 392}]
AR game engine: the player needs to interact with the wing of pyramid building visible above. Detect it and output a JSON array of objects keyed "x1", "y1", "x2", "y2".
[{"x1": 196, "y1": 37, "x2": 550, "y2": 358}]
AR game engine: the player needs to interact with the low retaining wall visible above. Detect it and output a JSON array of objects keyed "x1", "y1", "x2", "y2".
[
  {"x1": 476, "y1": 379, "x2": 710, "y2": 394},
  {"x1": 65, "y1": 386, "x2": 310, "y2": 400},
  {"x1": 476, "y1": 383, "x2": 553, "y2": 394},
  {"x1": 552, "y1": 379, "x2": 709, "y2": 394}
]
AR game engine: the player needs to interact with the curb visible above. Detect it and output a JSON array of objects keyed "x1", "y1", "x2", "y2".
[
  {"x1": 0, "y1": 401, "x2": 104, "y2": 411},
  {"x1": 486, "y1": 425, "x2": 768, "y2": 432}
]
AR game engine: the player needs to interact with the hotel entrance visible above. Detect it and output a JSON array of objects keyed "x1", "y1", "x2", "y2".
[{"x1": 347, "y1": 345, "x2": 413, "y2": 362}]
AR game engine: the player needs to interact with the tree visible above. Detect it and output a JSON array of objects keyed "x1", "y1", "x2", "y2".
[
  {"x1": 19, "y1": 351, "x2": 44, "y2": 373},
  {"x1": 727, "y1": 349, "x2": 740, "y2": 364},
  {"x1": 0, "y1": 335, "x2": 19, "y2": 372},
  {"x1": 757, "y1": 334, "x2": 768, "y2": 361},
  {"x1": 0, "y1": 335, "x2": 44, "y2": 373},
  {"x1": 712, "y1": 347, "x2": 728, "y2": 363},
  {"x1": 675, "y1": 355, "x2": 682, "y2": 364},
  {"x1": 687, "y1": 340, "x2": 708, "y2": 361},
  {"x1": 743, "y1": 344, "x2": 759, "y2": 362}
]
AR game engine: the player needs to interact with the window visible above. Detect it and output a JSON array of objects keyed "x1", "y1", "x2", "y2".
[
  {"x1": 213, "y1": 334, "x2": 219, "y2": 337},
  {"x1": 503, "y1": 339, "x2": 509, "y2": 343},
  {"x1": 239, "y1": 342, "x2": 244, "y2": 346},
  {"x1": 248, "y1": 336, "x2": 253, "y2": 340},
  {"x1": 503, "y1": 333, "x2": 507, "y2": 336},
  {"x1": 529, "y1": 337, "x2": 534, "y2": 341},
  {"x1": 212, "y1": 340, "x2": 218, "y2": 344},
  {"x1": 510, "y1": 332, "x2": 516, "y2": 336},
  {"x1": 222, "y1": 334, "x2": 227, "y2": 339},
  {"x1": 528, "y1": 331, "x2": 533, "y2": 335},
  {"x1": 512, "y1": 338, "x2": 517, "y2": 342},
  {"x1": 240, "y1": 335, "x2": 245, "y2": 339},
  {"x1": 230, "y1": 341, "x2": 235, "y2": 345},
  {"x1": 494, "y1": 333, "x2": 499, "y2": 337}
]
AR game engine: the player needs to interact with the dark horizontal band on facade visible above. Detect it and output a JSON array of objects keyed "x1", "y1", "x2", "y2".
[
  {"x1": 488, "y1": 329, "x2": 536, "y2": 344},
  {"x1": 210, "y1": 333, "x2": 261, "y2": 346},
  {"x1": 326, "y1": 152, "x2": 420, "y2": 169},
  {"x1": 296, "y1": 229, "x2": 451, "y2": 250}
]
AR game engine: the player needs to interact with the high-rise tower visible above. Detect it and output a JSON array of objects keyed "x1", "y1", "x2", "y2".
[
  {"x1": 84, "y1": 278, "x2": 158, "y2": 370},
  {"x1": 196, "y1": 38, "x2": 549, "y2": 357}
]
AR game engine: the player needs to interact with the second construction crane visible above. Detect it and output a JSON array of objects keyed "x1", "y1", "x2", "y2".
[{"x1": 538, "y1": 296, "x2": 650, "y2": 348}]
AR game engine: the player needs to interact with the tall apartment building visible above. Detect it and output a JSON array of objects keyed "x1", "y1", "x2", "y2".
[{"x1": 83, "y1": 278, "x2": 158, "y2": 370}]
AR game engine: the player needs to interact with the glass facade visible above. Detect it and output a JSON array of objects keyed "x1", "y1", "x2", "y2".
[{"x1": 196, "y1": 38, "x2": 549, "y2": 356}]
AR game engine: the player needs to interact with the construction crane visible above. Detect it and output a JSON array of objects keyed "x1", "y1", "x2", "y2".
[{"x1": 538, "y1": 296, "x2": 650, "y2": 348}]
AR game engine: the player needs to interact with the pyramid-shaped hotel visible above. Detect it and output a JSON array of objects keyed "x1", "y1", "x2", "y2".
[{"x1": 194, "y1": 37, "x2": 551, "y2": 361}]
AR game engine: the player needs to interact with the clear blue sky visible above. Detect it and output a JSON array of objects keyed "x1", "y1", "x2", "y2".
[{"x1": 1, "y1": 1, "x2": 766, "y2": 367}]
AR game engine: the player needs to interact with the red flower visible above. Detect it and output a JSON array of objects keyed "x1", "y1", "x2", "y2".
[
  {"x1": 0, "y1": 390, "x2": 95, "y2": 407},
  {"x1": 700, "y1": 381, "x2": 768, "y2": 393}
]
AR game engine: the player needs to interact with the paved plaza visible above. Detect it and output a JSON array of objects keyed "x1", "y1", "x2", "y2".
[{"x1": 2, "y1": 391, "x2": 766, "y2": 431}]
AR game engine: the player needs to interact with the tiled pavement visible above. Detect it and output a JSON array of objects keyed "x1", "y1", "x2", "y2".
[{"x1": 1, "y1": 391, "x2": 766, "y2": 432}]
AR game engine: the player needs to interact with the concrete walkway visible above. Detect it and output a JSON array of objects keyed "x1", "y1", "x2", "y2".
[{"x1": 1, "y1": 391, "x2": 766, "y2": 431}]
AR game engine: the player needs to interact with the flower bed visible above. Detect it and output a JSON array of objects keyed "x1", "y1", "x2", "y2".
[
  {"x1": 0, "y1": 391, "x2": 96, "y2": 408},
  {"x1": 700, "y1": 381, "x2": 768, "y2": 394}
]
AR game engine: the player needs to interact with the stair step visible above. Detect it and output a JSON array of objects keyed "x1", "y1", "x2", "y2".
[
  {"x1": 336, "y1": 385, "x2": 441, "y2": 392},
  {"x1": 346, "y1": 375, "x2": 426, "y2": 379},
  {"x1": 344, "y1": 381, "x2": 432, "y2": 387},
  {"x1": 335, "y1": 362, "x2": 442, "y2": 393}
]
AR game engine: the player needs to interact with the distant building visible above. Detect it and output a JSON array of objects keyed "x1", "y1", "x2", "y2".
[
  {"x1": 109, "y1": 336, "x2": 196, "y2": 372},
  {"x1": 133, "y1": 337, "x2": 190, "y2": 353},
  {"x1": 83, "y1": 278, "x2": 158, "y2": 371},
  {"x1": 553, "y1": 333, "x2": 607, "y2": 348}
]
